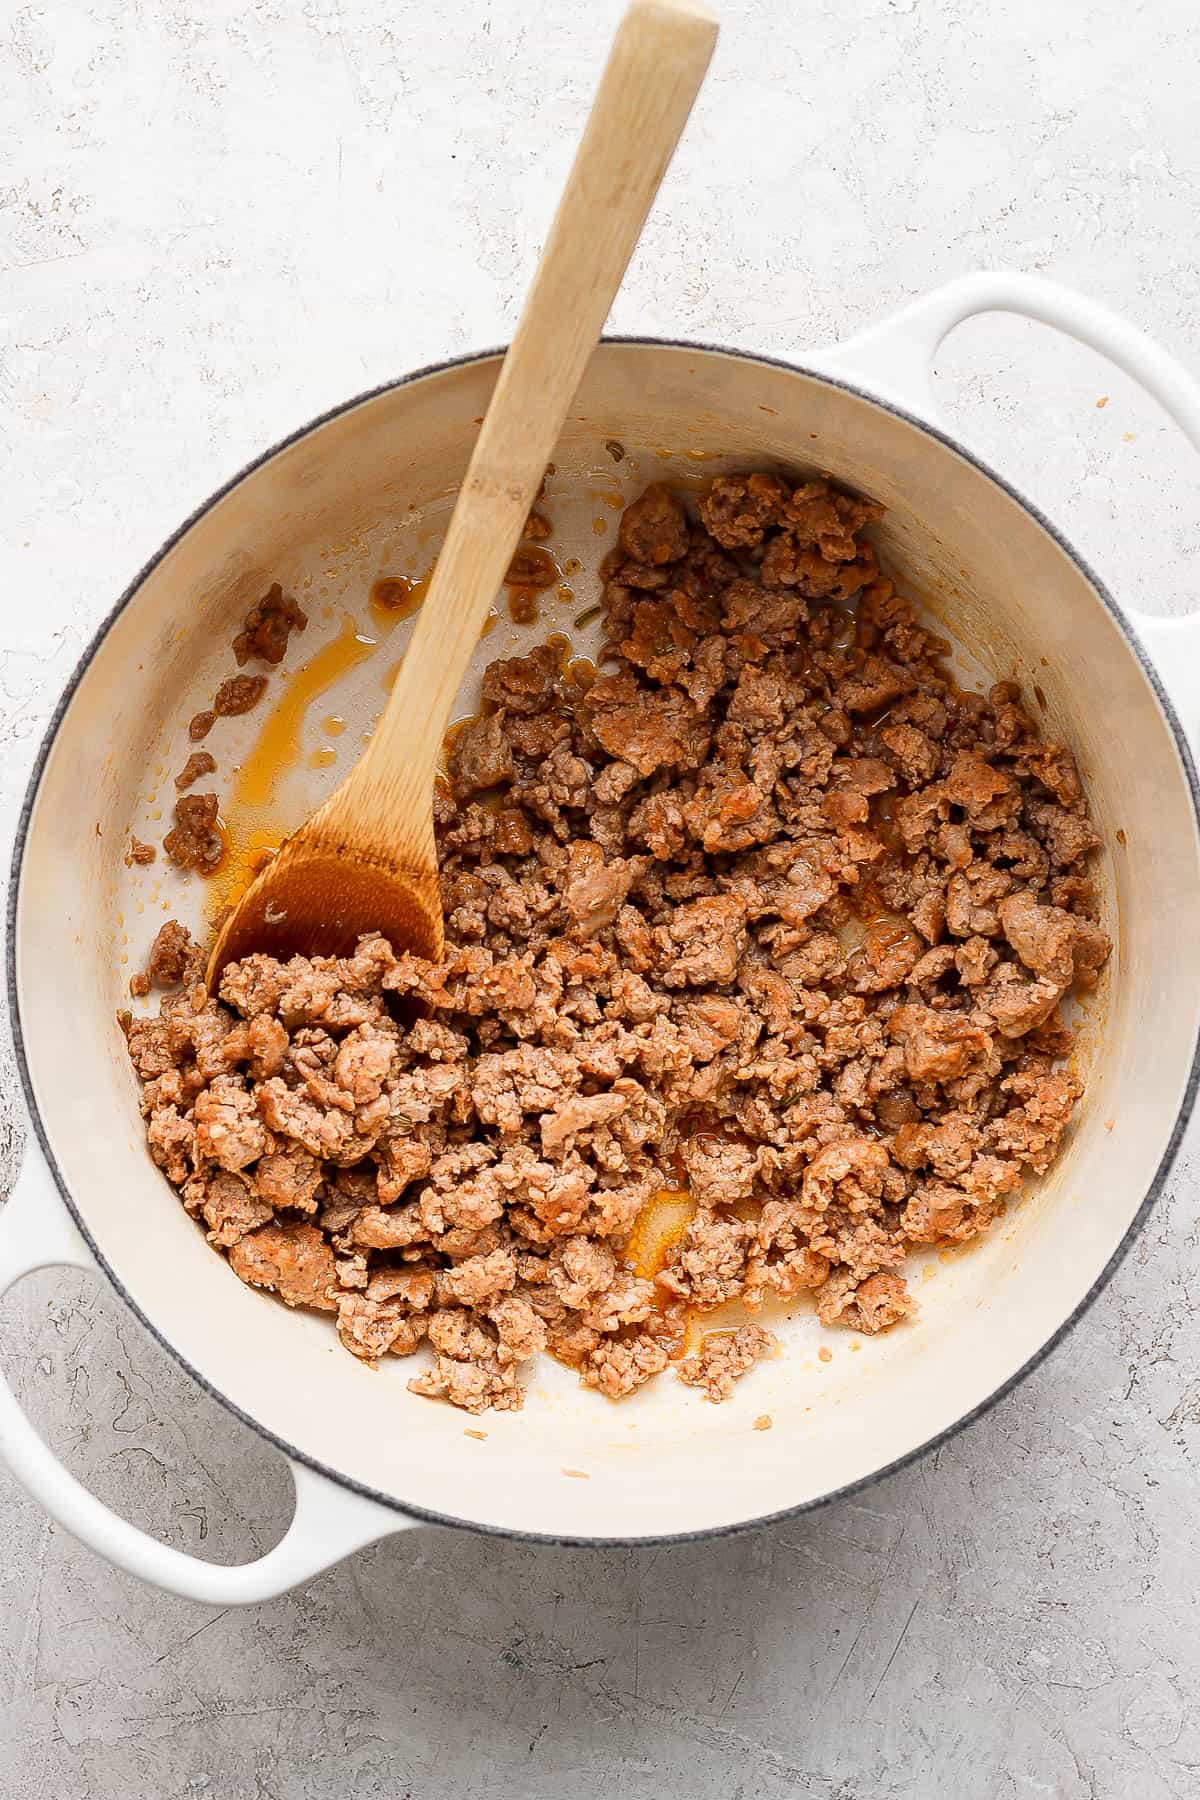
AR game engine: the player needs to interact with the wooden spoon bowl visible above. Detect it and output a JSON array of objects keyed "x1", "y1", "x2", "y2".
[{"x1": 208, "y1": 837, "x2": 442, "y2": 971}]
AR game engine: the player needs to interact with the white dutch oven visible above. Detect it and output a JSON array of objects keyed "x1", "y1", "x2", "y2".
[{"x1": 4, "y1": 272, "x2": 1200, "y2": 1605}]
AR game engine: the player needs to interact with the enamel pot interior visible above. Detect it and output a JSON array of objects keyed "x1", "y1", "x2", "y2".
[{"x1": 12, "y1": 344, "x2": 1200, "y2": 1541}]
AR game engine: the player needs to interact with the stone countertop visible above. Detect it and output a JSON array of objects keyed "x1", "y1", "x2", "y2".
[{"x1": 2, "y1": 1, "x2": 1199, "y2": 1794}]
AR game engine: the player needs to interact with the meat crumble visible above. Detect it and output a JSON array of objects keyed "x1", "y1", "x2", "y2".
[
  {"x1": 163, "y1": 585, "x2": 304, "y2": 869},
  {"x1": 175, "y1": 751, "x2": 217, "y2": 791},
  {"x1": 213, "y1": 674, "x2": 269, "y2": 717},
  {"x1": 162, "y1": 793, "x2": 223, "y2": 874},
  {"x1": 123, "y1": 473, "x2": 1111, "y2": 1414},
  {"x1": 233, "y1": 581, "x2": 308, "y2": 666}
]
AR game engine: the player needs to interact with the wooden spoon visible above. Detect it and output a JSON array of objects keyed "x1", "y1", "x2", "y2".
[{"x1": 207, "y1": 0, "x2": 718, "y2": 989}]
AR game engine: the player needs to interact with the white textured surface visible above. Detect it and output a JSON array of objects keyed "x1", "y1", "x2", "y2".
[{"x1": 3, "y1": 1, "x2": 1200, "y2": 1794}]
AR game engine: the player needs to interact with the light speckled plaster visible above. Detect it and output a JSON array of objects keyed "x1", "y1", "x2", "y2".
[{"x1": 2, "y1": 1, "x2": 1200, "y2": 1795}]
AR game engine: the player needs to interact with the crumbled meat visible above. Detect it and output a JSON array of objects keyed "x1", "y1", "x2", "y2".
[
  {"x1": 143, "y1": 920, "x2": 203, "y2": 989},
  {"x1": 336, "y1": 1291, "x2": 426, "y2": 1363},
  {"x1": 185, "y1": 1169, "x2": 274, "y2": 1247},
  {"x1": 126, "y1": 835, "x2": 156, "y2": 866},
  {"x1": 175, "y1": 751, "x2": 217, "y2": 791},
  {"x1": 677, "y1": 1323, "x2": 777, "y2": 1401},
  {"x1": 233, "y1": 583, "x2": 308, "y2": 665},
  {"x1": 440, "y1": 1246, "x2": 517, "y2": 1309},
  {"x1": 408, "y1": 1350, "x2": 523, "y2": 1414},
  {"x1": 654, "y1": 895, "x2": 747, "y2": 988},
  {"x1": 816, "y1": 1269, "x2": 914, "y2": 1334},
  {"x1": 889, "y1": 1004, "x2": 996, "y2": 1085},
  {"x1": 583, "y1": 675, "x2": 710, "y2": 777},
  {"x1": 998, "y1": 889, "x2": 1077, "y2": 987},
  {"x1": 146, "y1": 1105, "x2": 196, "y2": 1184},
  {"x1": 1030, "y1": 800, "x2": 1099, "y2": 868},
  {"x1": 448, "y1": 712, "x2": 514, "y2": 798},
  {"x1": 126, "y1": 472, "x2": 1109, "y2": 1413},
  {"x1": 619, "y1": 483, "x2": 689, "y2": 565},
  {"x1": 847, "y1": 917, "x2": 923, "y2": 994},
  {"x1": 482, "y1": 645, "x2": 560, "y2": 715},
  {"x1": 504, "y1": 544, "x2": 559, "y2": 588},
  {"x1": 255, "y1": 1147, "x2": 324, "y2": 1212},
  {"x1": 193, "y1": 1077, "x2": 268, "y2": 1171},
  {"x1": 581, "y1": 1333, "x2": 670, "y2": 1399},
  {"x1": 659, "y1": 1206, "x2": 750, "y2": 1306},
  {"x1": 786, "y1": 481, "x2": 882, "y2": 558},
  {"x1": 188, "y1": 709, "x2": 215, "y2": 742},
  {"x1": 881, "y1": 721, "x2": 939, "y2": 786},
  {"x1": 162, "y1": 793, "x2": 223, "y2": 872},
  {"x1": 761, "y1": 533, "x2": 877, "y2": 601},
  {"x1": 489, "y1": 1293, "x2": 547, "y2": 1361},
  {"x1": 700, "y1": 472, "x2": 790, "y2": 549},
  {"x1": 213, "y1": 674, "x2": 269, "y2": 717},
  {"x1": 228, "y1": 1222, "x2": 337, "y2": 1311},
  {"x1": 563, "y1": 840, "x2": 635, "y2": 937}
]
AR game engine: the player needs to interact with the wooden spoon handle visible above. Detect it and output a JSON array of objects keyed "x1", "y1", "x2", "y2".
[{"x1": 355, "y1": 0, "x2": 718, "y2": 804}]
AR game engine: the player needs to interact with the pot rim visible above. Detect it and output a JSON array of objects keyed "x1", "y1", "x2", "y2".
[{"x1": 9, "y1": 335, "x2": 1200, "y2": 1549}]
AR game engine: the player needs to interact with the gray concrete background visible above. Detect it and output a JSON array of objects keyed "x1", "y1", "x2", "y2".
[{"x1": 2, "y1": 0, "x2": 1199, "y2": 1794}]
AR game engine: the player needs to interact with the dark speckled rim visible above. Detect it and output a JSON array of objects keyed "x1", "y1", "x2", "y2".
[{"x1": 8, "y1": 338, "x2": 1200, "y2": 1553}]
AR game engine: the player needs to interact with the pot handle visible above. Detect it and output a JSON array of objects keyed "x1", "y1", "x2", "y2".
[
  {"x1": 819, "y1": 270, "x2": 1200, "y2": 746},
  {"x1": 0, "y1": 1148, "x2": 410, "y2": 1604}
]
